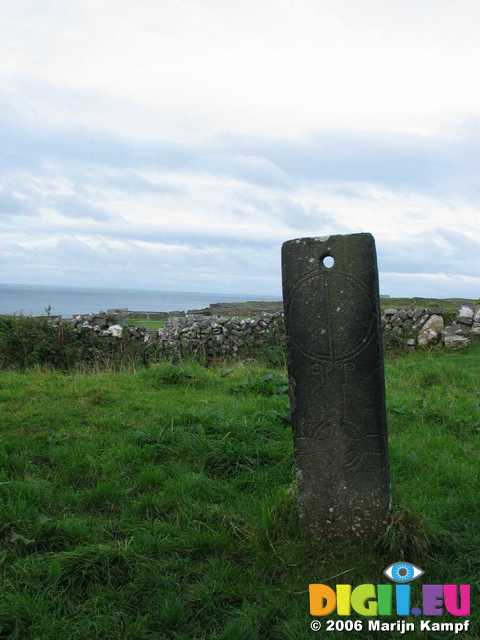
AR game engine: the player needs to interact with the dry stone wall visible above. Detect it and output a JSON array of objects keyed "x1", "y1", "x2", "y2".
[
  {"x1": 68, "y1": 304, "x2": 480, "y2": 360},
  {"x1": 382, "y1": 305, "x2": 479, "y2": 350},
  {"x1": 156, "y1": 313, "x2": 285, "y2": 360}
]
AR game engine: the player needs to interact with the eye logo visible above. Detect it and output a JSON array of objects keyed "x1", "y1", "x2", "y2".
[{"x1": 384, "y1": 562, "x2": 424, "y2": 583}]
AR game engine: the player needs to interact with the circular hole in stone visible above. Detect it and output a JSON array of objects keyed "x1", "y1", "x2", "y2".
[{"x1": 322, "y1": 255, "x2": 335, "y2": 269}]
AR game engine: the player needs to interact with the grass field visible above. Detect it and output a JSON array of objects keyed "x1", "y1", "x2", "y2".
[
  {"x1": 380, "y1": 297, "x2": 478, "y2": 312},
  {"x1": 127, "y1": 318, "x2": 165, "y2": 330},
  {"x1": 0, "y1": 345, "x2": 479, "y2": 639}
]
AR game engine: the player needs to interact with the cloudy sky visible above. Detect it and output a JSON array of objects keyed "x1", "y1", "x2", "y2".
[{"x1": 1, "y1": 0, "x2": 479, "y2": 297}]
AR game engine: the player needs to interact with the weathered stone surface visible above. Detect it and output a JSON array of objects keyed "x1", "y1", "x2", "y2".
[
  {"x1": 472, "y1": 308, "x2": 480, "y2": 335},
  {"x1": 281, "y1": 233, "x2": 390, "y2": 538},
  {"x1": 106, "y1": 324, "x2": 123, "y2": 338},
  {"x1": 417, "y1": 314, "x2": 444, "y2": 346},
  {"x1": 457, "y1": 305, "x2": 474, "y2": 325},
  {"x1": 444, "y1": 334, "x2": 471, "y2": 349}
]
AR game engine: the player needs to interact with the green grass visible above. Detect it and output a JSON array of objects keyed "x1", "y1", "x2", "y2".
[
  {"x1": 0, "y1": 347, "x2": 479, "y2": 639},
  {"x1": 380, "y1": 296, "x2": 478, "y2": 312},
  {"x1": 127, "y1": 318, "x2": 165, "y2": 329}
]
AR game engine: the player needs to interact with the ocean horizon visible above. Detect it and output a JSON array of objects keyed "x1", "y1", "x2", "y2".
[{"x1": 0, "y1": 283, "x2": 281, "y2": 318}]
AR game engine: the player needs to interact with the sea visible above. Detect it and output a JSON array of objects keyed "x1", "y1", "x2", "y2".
[{"x1": 0, "y1": 283, "x2": 280, "y2": 318}]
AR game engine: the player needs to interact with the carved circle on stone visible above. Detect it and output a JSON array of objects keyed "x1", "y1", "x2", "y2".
[
  {"x1": 296, "y1": 417, "x2": 385, "y2": 480},
  {"x1": 287, "y1": 269, "x2": 376, "y2": 362}
]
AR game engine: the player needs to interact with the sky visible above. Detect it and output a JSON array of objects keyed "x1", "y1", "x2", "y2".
[{"x1": 1, "y1": 0, "x2": 479, "y2": 297}]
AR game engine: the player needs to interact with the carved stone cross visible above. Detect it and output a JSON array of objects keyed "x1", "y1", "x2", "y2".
[{"x1": 282, "y1": 233, "x2": 390, "y2": 537}]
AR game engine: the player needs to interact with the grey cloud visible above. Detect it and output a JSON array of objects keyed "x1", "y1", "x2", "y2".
[
  {"x1": 378, "y1": 229, "x2": 480, "y2": 277},
  {"x1": 96, "y1": 171, "x2": 184, "y2": 196},
  {"x1": 0, "y1": 191, "x2": 33, "y2": 218},
  {"x1": 0, "y1": 218, "x2": 280, "y2": 252},
  {"x1": 233, "y1": 191, "x2": 345, "y2": 231},
  {"x1": 0, "y1": 183, "x2": 112, "y2": 222},
  {"x1": 0, "y1": 114, "x2": 194, "y2": 174},
  {"x1": 380, "y1": 272, "x2": 480, "y2": 300},
  {"x1": 200, "y1": 154, "x2": 291, "y2": 189},
  {"x1": 218, "y1": 125, "x2": 480, "y2": 198},
  {"x1": 270, "y1": 201, "x2": 344, "y2": 232},
  {"x1": 0, "y1": 235, "x2": 281, "y2": 295},
  {"x1": 47, "y1": 194, "x2": 112, "y2": 222},
  {"x1": 3, "y1": 96, "x2": 480, "y2": 199}
]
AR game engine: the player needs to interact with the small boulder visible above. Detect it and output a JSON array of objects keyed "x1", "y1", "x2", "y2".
[
  {"x1": 472, "y1": 308, "x2": 480, "y2": 335},
  {"x1": 457, "y1": 305, "x2": 474, "y2": 325},
  {"x1": 106, "y1": 324, "x2": 123, "y2": 338},
  {"x1": 444, "y1": 334, "x2": 470, "y2": 349},
  {"x1": 417, "y1": 314, "x2": 444, "y2": 346}
]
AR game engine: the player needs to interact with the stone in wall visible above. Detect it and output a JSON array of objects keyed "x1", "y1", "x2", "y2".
[
  {"x1": 417, "y1": 314, "x2": 444, "y2": 346},
  {"x1": 443, "y1": 331, "x2": 471, "y2": 349},
  {"x1": 457, "y1": 305, "x2": 474, "y2": 325},
  {"x1": 471, "y1": 308, "x2": 480, "y2": 336},
  {"x1": 105, "y1": 324, "x2": 123, "y2": 338}
]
